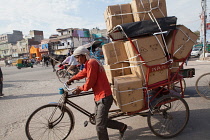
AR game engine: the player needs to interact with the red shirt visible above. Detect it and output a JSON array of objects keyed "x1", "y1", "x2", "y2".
[{"x1": 71, "y1": 59, "x2": 112, "y2": 101}]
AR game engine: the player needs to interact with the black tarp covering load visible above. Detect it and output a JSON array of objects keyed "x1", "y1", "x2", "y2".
[{"x1": 108, "y1": 16, "x2": 177, "y2": 41}]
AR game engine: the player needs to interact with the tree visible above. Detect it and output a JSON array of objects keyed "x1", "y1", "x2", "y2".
[{"x1": 194, "y1": 30, "x2": 200, "y2": 41}]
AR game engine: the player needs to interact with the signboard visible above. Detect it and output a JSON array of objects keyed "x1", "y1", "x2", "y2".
[
  {"x1": 207, "y1": 23, "x2": 210, "y2": 30},
  {"x1": 12, "y1": 53, "x2": 19, "y2": 57}
]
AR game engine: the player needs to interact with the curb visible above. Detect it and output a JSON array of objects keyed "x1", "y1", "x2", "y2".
[{"x1": 196, "y1": 60, "x2": 210, "y2": 62}]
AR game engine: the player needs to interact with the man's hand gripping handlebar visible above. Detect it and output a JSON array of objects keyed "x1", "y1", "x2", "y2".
[{"x1": 65, "y1": 80, "x2": 82, "y2": 95}]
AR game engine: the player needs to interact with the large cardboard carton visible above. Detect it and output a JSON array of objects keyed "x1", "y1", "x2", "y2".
[
  {"x1": 129, "y1": 61, "x2": 168, "y2": 85},
  {"x1": 124, "y1": 35, "x2": 166, "y2": 62},
  {"x1": 166, "y1": 25, "x2": 198, "y2": 60},
  {"x1": 113, "y1": 74, "x2": 144, "y2": 112},
  {"x1": 104, "y1": 4, "x2": 134, "y2": 31},
  {"x1": 124, "y1": 35, "x2": 168, "y2": 85},
  {"x1": 131, "y1": 0, "x2": 167, "y2": 22},
  {"x1": 104, "y1": 62, "x2": 131, "y2": 84},
  {"x1": 102, "y1": 41, "x2": 128, "y2": 65}
]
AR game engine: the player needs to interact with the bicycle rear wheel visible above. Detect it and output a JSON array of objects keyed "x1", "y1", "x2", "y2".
[
  {"x1": 147, "y1": 95, "x2": 189, "y2": 138},
  {"x1": 25, "y1": 104, "x2": 74, "y2": 140},
  {"x1": 56, "y1": 70, "x2": 71, "y2": 83},
  {"x1": 195, "y1": 73, "x2": 210, "y2": 100}
]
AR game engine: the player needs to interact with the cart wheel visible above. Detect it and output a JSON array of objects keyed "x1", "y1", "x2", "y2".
[
  {"x1": 170, "y1": 79, "x2": 186, "y2": 95},
  {"x1": 195, "y1": 73, "x2": 210, "y2": 100},
  {"x1": 147, "y1": 95, "x2": 189, "y2": 138}
]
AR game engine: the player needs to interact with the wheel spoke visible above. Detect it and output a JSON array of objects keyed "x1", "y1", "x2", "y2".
[
  {"x1": 196, "y1": 73, "x2": 210, "y2": 100},
  {"x1": 26, "y1": 104, "x2": 74, "y2": 140},
  {"x1": 148, "y1": 95, "x2": 189, "y2": 138}
]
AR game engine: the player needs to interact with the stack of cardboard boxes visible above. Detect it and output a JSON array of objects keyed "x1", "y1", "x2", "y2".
[{"x1": 103, "y1": 0, "x2": 198, "y2": 113}]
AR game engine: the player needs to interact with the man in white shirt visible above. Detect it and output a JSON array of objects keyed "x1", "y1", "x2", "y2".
[
  {"x1": 62, "y1": 54, "x2": 71, "y2": 65},
  {"x1": 62, "y1": 51, "x2": 79, "y2": 75}
]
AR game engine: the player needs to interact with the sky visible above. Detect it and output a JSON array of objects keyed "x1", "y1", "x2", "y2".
[{"x1": 0, "y1": 0, "x2": 204, "y2": 39}]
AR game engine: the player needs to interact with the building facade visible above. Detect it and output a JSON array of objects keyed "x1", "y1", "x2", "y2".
[
  {"x1": 0, "y1": 30, "x2": 23, "y2": 59},
  {"x1": 0, "y1": 30, "x2": 44, "y2": 59},
  {"x1": 0, "y1": 28, "x2": 108, "y2": 59},
  {"x1": 41, "y1": 28, "x2": 92, "y2": 55},
  {"x1": 90, "y1": 28, "x2": 109, "y2": 45}
]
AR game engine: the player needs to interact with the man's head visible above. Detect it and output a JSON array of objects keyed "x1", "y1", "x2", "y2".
[
  {"x1": 70, "y1": 50, "x2": 74, "y2": 55},
  {"x1": 73, "y1": 46, "x2": 90, "y2": 64}
]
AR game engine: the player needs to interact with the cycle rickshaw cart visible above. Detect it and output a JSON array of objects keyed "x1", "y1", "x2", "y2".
[{"x1": 25, "y1": 17, "x2": 195, "y2": 140}]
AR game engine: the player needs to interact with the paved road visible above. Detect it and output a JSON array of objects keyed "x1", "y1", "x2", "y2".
[{"x1": 0, "y1": 60, "x2": 210, "y2": 140}]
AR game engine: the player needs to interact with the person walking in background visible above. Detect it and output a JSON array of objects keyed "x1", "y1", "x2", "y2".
[
  {"x1": 0, "y1": 67, "x2": 4, "y2": 97},
  {"x1": 43, "y1": 55, "x2": 50, "y2": 67},
  {"x1": 50, "y1": 56, "x2": 56, "y2": 72}
]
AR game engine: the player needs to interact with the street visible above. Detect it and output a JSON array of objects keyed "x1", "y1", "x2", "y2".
[{"x1": 0, "y1": 59, "x2": 210, "y2": 140}]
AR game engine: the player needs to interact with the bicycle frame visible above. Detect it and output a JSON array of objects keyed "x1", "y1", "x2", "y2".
[
  {"x1": 58, "y1": 83, "x2": 160, "y2": 120},
  {"x1": 65, "y1": 91, "x2": 95, "y2": 118}
]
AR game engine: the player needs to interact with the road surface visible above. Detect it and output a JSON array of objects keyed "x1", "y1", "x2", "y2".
[{"x1": 0, "y1": 60, "x2": 210, "y2": 140}]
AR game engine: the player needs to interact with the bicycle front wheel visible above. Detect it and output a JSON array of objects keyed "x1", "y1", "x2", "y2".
[
  {"x1": 56, "y1": 70, "x2": 71, "y2": 83},
  {"x1": 147, "y1": 95, "x2": 189, "y2": 138},
  {"x1": 195, "y1": 73, "x2": 210, "y2": 100},
  {"x1": 25, "y1": 104, "x2": 74, "y2": 140}
]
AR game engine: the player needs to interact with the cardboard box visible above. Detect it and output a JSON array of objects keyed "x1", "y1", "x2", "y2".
[
  {"x1": 113, "y1": 74, "x2": 144, "y2": 112},
  {"x1": 166, "y1": 25, "x2": 198, "y2": 60},
  {"x1": 124, "y1": 35, "x2": 168, "y2": 85},
  {"x1": 171, "y1": 62, "x2": 180, "y2": 73},
  {"x1": 129, "y1": 62, "x2": 168, "y2": 85},
  {"x1": 111, "y1": 85, "x2": 118, "y2": 106},
  {"x1": 102, "y1": 41, "x2": 128, "y2": 65},
  {"x1": 131, "y1": 0, "x2": 167, "y2": 22},
  {"x1": 124, "y1": 35, "x2": 166, "y2": 63},
  {"x1": 104, "y1": 62, "x2": 131, "y2": 84},
  {"x1": 104, "y1": 4, "x2": 134, "y2": 31}
]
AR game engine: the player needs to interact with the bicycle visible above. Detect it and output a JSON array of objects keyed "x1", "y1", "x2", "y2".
[
  {"x1": 56, "y1": 65, "x2": 79, "y2": 83},
  {"x1": 195, "y1": 72, "x2": 210, "y2": 100},
  {"x1": 25, "y1": 83, "x2": 189, "y2": 140}
]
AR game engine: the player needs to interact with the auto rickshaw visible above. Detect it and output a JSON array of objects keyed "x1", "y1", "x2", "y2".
[{"x1": 16, "y1": 58, "x2": 33, "y2": 69}]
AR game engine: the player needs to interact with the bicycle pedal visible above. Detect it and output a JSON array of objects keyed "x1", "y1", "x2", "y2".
[{"x1": 84, "y1": 121, "x2": 88, "y2": 127}]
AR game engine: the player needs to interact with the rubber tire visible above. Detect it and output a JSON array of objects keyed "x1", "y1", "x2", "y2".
[
  {"x1": 25, "y1": 104, "x2": 74, "y2": 140},
  {"x1": 195, "y1": 73, "x2": 210, "y2": 100},
  {"x1": 56, "y1": 70, "x2": 72, "y2": 83},
  {"x1": 147, "y1": 95, "x2": 189, "y2": 138}
]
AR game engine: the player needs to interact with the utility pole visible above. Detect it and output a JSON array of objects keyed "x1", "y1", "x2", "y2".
[{"x1": 201, "y1": 0, "x2": 207, "y2": 58}]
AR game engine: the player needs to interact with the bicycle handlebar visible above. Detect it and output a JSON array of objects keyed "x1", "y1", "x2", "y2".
[
  {"x1": 64, "y1": 82, "x2": 76, "y2": 92},
  {"x1": 63, "y1": 82, "x2": 94, "y2": 97}
]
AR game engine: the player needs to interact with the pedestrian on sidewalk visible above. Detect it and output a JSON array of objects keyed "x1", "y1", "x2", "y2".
[
  {"x1": 0, "y1": 67, "x2": 4, "y2": 97},
  {"x1": 67, "y1": 46, "x2": 127, "y2": 140}
]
